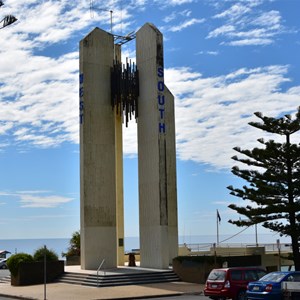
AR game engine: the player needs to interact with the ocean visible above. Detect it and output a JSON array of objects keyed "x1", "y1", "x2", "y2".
[
  {"x1": 0, "y1": 238, "x2": 70, "y2": 259},
  {"x1": 0, "y1": 233, "x2": 291, "y2": 260},
  {"x1": 0, "y1": 237, "x2": 140, "y2": 259}
]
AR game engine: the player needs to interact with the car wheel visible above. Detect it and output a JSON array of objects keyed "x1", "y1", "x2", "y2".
[{"x1": 236, "y1": 290, "x2": 246, "y2": 300}]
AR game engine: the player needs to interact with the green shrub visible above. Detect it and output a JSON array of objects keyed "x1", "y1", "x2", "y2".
[
  {"x1": 33, "y1": 246, "x2": 58, "y2": 262},
  {"x1": 62, "y1": 230, "x2": 80, "y2": 258},
  {"x1": 7, "y1": 253, "x2": 34, "y2": 276}
]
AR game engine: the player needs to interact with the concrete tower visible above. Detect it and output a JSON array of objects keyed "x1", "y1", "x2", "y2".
[
  {"x1": 80, "y1": 28, "x2": 120, "y2": 269},
  {"x1": 136, "y1": 23, "x2": 178, "y2": 268},
  {"x1": 79, "y1": 23, "x2": 178, "y2": 270}
]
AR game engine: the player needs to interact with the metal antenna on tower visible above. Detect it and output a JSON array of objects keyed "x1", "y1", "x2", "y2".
[
  {"x1": 90, "y1": 0, "x2": 94, "y2": 18},
  {"x1": 89, "y1": 1, "x2": 135, "y2": 45},
  {"x1": 90, "y1": 1, "x2": 113, "y2": 34},
  {"x1": 98, "y1": 9, "x2": 113, "y2": 34}
]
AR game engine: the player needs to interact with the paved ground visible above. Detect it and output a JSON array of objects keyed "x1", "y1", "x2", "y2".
[
  {"x1": 0, "y1": 281, "x2": 204, "y2": 300},
  {"x1": 0, "y1": 266, "x2": 204, "y2": 300}
]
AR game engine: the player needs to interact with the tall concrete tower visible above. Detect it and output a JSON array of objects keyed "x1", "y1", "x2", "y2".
[
  {"x1": 79, "y1": 28, "x2": 118, "y2": 269},
  {"x1": 79, "y1": 23, "x2": 178, "y2": 270},
  {"x1": 136, "y1": 23, "x2": 178, "y2": 268}
]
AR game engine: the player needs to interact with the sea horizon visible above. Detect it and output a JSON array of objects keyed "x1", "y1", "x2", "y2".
[{"x1": 0, "y1": 233, "x2": 291, "y2": 260}]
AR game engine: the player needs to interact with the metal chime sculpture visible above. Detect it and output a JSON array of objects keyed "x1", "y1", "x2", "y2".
[{"x1": 111, "y1": 59, "x2": 139, "y2": 127}]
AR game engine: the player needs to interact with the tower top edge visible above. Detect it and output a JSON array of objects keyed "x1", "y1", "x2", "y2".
[
  {"x1": 80, "y1": 27, "x2": 113, "y2": 42},
  {"x1": 136, "y1": 22, "x2": 162, "y2": 36}
]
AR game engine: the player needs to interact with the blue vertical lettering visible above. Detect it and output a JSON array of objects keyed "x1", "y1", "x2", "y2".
[
  {"x1": 79, "y1": 87, "x2": 84, "y2": 97},
  {"x1": 159, "y1": 108, "x2": 165, "y2": 119},
  {"x1": 79, "y1": 73, "x2": 84, "y2": 124},
  {"x1": 79, "y1": 73, "x2": 84, "y2": 84},
  {"x1": 159, "y1": 123, "x2": 166, "y2": 133},
  {"x1": 158, "y1": 81, "x2": 164, "y2": 92},
  {"x1": 157, "y1": 66, "x2": 165, "y2": 134},
  {"x1": 157, "y1": 67, "x2": 164, "y2": 77},
  {"x1": 158, "y1": 95, "x2": 165, "y2": 105}
]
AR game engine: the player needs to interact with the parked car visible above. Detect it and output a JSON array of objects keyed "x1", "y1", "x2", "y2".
[
  {"x1": 204, "y1": 267, "x2": 267, "y2": 300},
  {"x1": 246, "y1": 271, "x2": 300, "y2": 300},
  {"x1": 0, "y1": 258, "x2": 7, "y2": 269}
]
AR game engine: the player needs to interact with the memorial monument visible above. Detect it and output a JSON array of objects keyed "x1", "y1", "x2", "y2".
[{"x1": 79, "y1": 23, "x2": 178, "y2": 270}]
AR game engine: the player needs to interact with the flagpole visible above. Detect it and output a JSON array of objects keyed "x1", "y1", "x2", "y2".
[{"x1": 217, "y1": 210, "x2": 219, "y2": 244}]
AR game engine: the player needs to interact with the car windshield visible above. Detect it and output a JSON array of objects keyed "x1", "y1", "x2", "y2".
[
  {"x1": 208, "y1": 270, "x2": 226, "y2": 281},
  {"x1": 259, "y1": 273, "x2": 287, "y2": 283}
]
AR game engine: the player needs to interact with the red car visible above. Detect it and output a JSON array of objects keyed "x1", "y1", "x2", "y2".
[{"x1": 204, "y1": 267, "x2": 267, "y2": 300}]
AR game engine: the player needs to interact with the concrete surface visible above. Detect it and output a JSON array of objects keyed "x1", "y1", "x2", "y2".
[
  {"x1": 0, "y1": 265, "x2": 204, "y2": 300},
  {"x1": 0, "y1": 281, "x2": 204, "y2": 300}
]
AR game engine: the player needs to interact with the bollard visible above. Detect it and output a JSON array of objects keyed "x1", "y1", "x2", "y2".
[{"x1": 128, "y1": 253, "x2": 136, "y2": 267}]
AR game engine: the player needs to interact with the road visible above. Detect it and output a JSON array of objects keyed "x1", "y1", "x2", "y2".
[
  {"x1": 0, "y1": 269, "x2": 10, "y2": 278},
  {"x1": 139, "y1": 296, "x2": 209, "y2": 300},
  {"x1": 0, "y1": 270, "x2": 16, "y2": 299},
  {"x1": 0, "y1": 296, "x2": 209, "y2": 300}
]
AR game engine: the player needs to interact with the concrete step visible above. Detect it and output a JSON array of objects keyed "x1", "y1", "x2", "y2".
[
  {"x1": 57, "y1": 270, "x2": 180, "y2": 287},
  {"x1": 0, "y1": 276, "x2": 11, "y2": 284}
]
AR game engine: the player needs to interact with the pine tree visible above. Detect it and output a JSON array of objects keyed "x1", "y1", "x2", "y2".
[
  {"x1": 62, "y1": 231, "x2": 80, "y2": 258},
  {"x1": 227, "y1": 107, "x2": 300, "y2": 270}
]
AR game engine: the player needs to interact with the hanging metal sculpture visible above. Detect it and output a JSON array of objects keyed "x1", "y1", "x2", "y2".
[{"x1": 111, "y1": 58, "x2": 139, "y2": 127}]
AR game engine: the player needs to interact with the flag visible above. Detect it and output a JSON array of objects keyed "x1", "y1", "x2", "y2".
[{"x1": 217, "y1": 209, "x2": 221, "y2": 223}]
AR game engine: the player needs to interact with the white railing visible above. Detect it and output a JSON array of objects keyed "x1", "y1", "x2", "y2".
[
  {"x1": 97, "y1": 259, "x2": 105, "y2": 287},
  {"x1": 180, "y1": 242, "x2": 293, "y2": 253},
  {"x1": 282, "y1": 281, "x2": 300, "y2": 299}
]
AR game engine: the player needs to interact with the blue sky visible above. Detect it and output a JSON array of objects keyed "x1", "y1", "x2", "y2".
[{"x1": 0, "y1": 0, "x2": 300, "y2": 245}]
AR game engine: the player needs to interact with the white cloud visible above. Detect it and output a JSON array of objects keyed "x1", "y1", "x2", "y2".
[
  {"x1": 158, "y1": 0, "x2": 194, "y2": 5},
  {"x1": 19, "y1": 194, "x2": 73, "y2": 208},
  {"x1": 207, "y1": 25, "x2": 235, "y2": 38},
  {"x1": 0, "y1": 49, "x2": 79, "y2": 148},
  {"x1": 207, "y1": 51, "x2": 219, "y2": 56},
  {"x1": 0, "y1": 2, "x2": 207, "y2": 153},
  {"x1": 0, "y1": 190, "x2": 74, "y2": 208},
  {"x1": 123, "y1": 64, "x2": 300, "y2": 170},
  {"x1": 252, "y1": 10, "x2": 281, "y2": 27},
  {"x1": 207, "y1": 1, "x2": 286, "y2": 46},
  {"x1": 1, "y1": 0, "x2": 300, "y2": 173},
  {"x1": 180, "y1": 9, "x2": 192, "y2": 17},
  {"x1": 123, "y1": 122, "x2": 138, "y2": 156},
  {"x1": 163, "y1": 12, "x2": 177, "y2": 23},
  {"x1": 227, "y1": 38, "x2": 273, "y2": 46},
  {"x1": 196, "y1": 51, "x2": 219, "y2": 56},
  {"x1": 0, "y1": 122, "x2": 14, "y2": 135},
  {"x1": 169, "y1": 18, "x2": 205, "y2": 32},
  {"x1": 163, "y1": 10, "x2": 192, "y2": 23},
  {"x1": 213, "y1": 3, "x2": 251, "y2": 20},
  {"x1": 163, "y1": 65, "x2": 300, "y2": 170}
]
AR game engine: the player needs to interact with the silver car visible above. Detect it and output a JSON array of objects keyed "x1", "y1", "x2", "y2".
[{"x1": 0, "y1": 258, "x2": 7, "y2": 269}]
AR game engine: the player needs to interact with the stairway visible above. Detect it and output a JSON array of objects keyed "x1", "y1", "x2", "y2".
[
  {"x1": 0, "y1": 275, "x2": 10, "y2": 284},
  {"x1": 57, "y1": 270, "x2": 181, "y2": 287}
]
